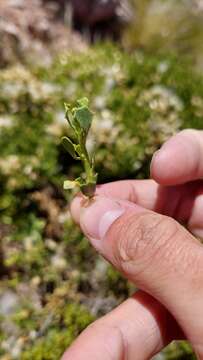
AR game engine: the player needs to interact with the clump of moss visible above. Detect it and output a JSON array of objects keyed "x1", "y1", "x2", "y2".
[
  {"x1": 163, "y1": 341, "x2": 196, "y2": 359},
  {"x1": 20, "y1": 303, "x2": 94, "y2": 360}
]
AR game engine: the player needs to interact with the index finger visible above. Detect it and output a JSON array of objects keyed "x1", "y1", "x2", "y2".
[
  {"x1": 71, "y1": 179, "x2": 203, "y2": 231},
  {"x1": 70, "y1": 180, "x2": 159, "y2": 224},
  {"x1": 151, "y1": 129, "x2": 203, "y2": 185},
  {"x1": 62, "y1": 291, "x2": 183, "y2": 360}
]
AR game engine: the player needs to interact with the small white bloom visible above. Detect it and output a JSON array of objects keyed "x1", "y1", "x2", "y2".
[
  {"x1": 94, "y1": 96, "x2": 106, "y2": 109},
  {"x1": 51, "y1": 255, "x2": 67, "y2": 270},
  {"x1": 0, "y1": 116, "x2": 13, "y2": 128}
]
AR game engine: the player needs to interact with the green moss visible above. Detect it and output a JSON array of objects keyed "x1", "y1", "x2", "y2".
[
  {"x1": 21, "y1": 303, "x2": 94, "y2": 360},
  {"x1": 106, "y1": 266, "x2": 133, "y2": 298},
  {"x1": 63, "y1": 303, "x2": 94, "y2": 330},
  {"x1": 21, "y1": 329, "x2": 73, "y2": 360},
  {"x1": 164, "y1": 341, "x2": 196, "y2": 359}
]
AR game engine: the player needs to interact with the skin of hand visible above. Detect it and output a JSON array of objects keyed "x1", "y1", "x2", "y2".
[{"x1": 62, "y1": 129, "x2": 203, "y2": 360}]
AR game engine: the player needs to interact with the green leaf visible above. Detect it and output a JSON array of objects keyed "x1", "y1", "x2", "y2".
[
  {"x1": 64, "y1": 104, "x2": 74, "y2": 127},
  {"x1": 63, "y1": 180, "x2": 78, "y2": 190},
  {"x1": 64, "y1": 103, "x2": 70, "y2": 113},
  {"x1": 74, "y1": 144, "x2": 82, "y2": 157},
  {"x1": 77, "y1": 97, "x2": 89, "y2": 107},
  {"x1": 74, "y1": 107, "x2": 93, "y2": 133},
  {"x1": 64, "y1": 98, "x2": 93, "y2": 134},
  {"x1": 61, "y1": 137, "x2": 79, "y2": 160},
  {"x1": 63, "y1": 177, "x2": 84, "y2": 190}
]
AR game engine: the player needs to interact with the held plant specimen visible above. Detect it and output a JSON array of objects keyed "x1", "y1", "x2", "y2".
[{"x1": 62, "y1": 98, "x2": 98, "y2": 198}]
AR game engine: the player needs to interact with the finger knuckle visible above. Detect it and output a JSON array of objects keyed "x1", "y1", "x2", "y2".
[
  {"x1": 114, "y1": 212, "x2": 180, "y2": 276},
  {"x1": 85, "y1": 321, "x2": 126, "y2": 360}
]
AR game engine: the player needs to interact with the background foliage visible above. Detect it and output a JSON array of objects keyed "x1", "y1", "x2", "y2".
[{"x1": 1, "y1": 1, "x2": 203, "y2": 359}]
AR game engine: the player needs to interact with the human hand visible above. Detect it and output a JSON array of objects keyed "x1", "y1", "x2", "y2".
[{"x1": 62, "y1": 129, "x2": 203, "y2": 360}]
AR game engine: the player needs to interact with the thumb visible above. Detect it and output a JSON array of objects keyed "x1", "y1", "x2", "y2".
[{"x1": 72, "y1": 195, "x2": 203, "y2": 358}]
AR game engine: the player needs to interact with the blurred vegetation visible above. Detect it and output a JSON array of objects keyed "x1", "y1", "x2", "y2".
[
  {"x1": 1, "y1": 0, "x2": 203, "y2": 358},
  {"x1": 125, "y1": 0, "x2": 203, "y2": 70}
]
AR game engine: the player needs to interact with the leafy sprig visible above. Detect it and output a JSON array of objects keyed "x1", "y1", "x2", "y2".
[{"x1": 62, "y1": 98, "x2": 97, "y2": 197}]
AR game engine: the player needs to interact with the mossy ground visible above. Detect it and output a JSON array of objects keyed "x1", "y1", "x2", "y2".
[{"x1": 0, "y1": 44, "x2": 202, "y2": 359}]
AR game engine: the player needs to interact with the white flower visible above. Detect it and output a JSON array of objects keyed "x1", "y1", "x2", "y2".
[
  {"x1": 51, "y1": 255, "x2": 67, "y2": 270},
  {"x1": 0, "y1": 116, "x2": 13, "y2": 128},
  {"x1": 94, "y1": 96, "x2": 106, "y2": 110},
  {"x1": 157, "y1": 61, "x2": 169, "y2": 74},
  {"x1": 0, "y1": 155, "x2": 20, "y2": 175}
]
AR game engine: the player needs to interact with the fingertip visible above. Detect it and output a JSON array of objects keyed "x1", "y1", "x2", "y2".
[
  {"x1": 151, "y1": 130, "x2": 202, "y2": 185},
  {"x1": 151, "y1": 138, "x2": 191, "y2": 185},
  {"x1": 150, "y1": 150, "x2": 162, "y2": 182},
  {"x1": 79, "y1": 196, "x2": 124, "y2": 240},
  {"x1": 70, "y1": 194, "x2": 114, "y2": 225},
  {"x1": 150, "y1": 148, "x2": 173, "y2": 185},
  {"x1": 70, "y1": 194, "x2": 84, "y2": 224}
]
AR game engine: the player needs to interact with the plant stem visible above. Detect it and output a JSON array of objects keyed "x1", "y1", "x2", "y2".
[{"x1": 78, "y1": 134, "x2": 95, "y2": 184}]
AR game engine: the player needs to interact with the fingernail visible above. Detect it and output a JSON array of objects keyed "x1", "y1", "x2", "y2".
[
  {"x1": 151, "y1": 149, "x2": 162, "y2": 171},
  {"x1": 80, "y1": 197, "x2": 125, "y2": 240},
  {"x1": 152, "y1": 149, "x2": 161, "y2": 160},
  {"x1": 151, "y1": 146, "x2": 174, "y2": 181},
  {"x1": 152, "y1": 148, "x2": 168, "y2": 164}
]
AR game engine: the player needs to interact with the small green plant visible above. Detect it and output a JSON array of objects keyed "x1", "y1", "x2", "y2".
[{"x1": 62, "y1": 98, "x2": 97, "y2": 197}]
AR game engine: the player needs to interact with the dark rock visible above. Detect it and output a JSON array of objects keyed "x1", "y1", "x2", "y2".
[{"x1": 44, "y1": 0, "x2": 133, "y2": 41}]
